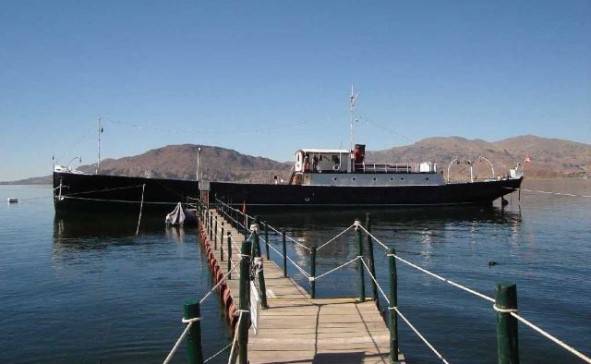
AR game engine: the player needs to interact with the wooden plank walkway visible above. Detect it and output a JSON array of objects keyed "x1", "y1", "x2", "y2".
[{"x1": 207, "y1": 210, "x2": 404, "y2": 364}]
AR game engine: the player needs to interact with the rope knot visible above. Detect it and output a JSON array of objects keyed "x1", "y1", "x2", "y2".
[
  {"x1": 182, "y1": 317, "x2": 201, "y2": 324},
  {"x1": 353, "y1": 220, "x2": 361, "y2": 230},
  {"x1": 493, "y1": 304, "x2": 518, "y2": 314}
]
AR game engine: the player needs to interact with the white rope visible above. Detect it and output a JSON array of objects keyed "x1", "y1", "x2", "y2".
[
  {"x1": 358, "y1": 225, "x2": 390, "y2": 251},
  {"x1": 162, "y1": 317, "x2": 196, "y2": 364},
  {"x1": 386, "y1": 253, "x2": 495, "y2": 303},
  {"x1": 227, "y1": 310, "x2": 244, "y2": 364},
  {"x1": 359, "y1": 257, "x2": 391, "y2": 304},
  {"x1": 135, "y1": 184, "x2": 146, "y2": 236},
  {"x1": 510, "y1": 312, "x2": 591, "y2": 363},
  {"x1": 266, "y1": 239, "x2": 311, "y2": 278},
  {"x1": 64, "y1": 184, "x2": 145, "y2": 197},
  {"x1": 265, "y1": 224, "x2": 312, "y2": 252},
  {"x1": 203, "y1": 342, "x2": 233, "y2": 364},
  {"x1": 316, "y1": 224, "x2": 356, "y2": 251},
  {"x1": 199, "y1": 263, "x2": 240, "y2": 304},
  {"x1": 393, "y1": 306, "x2": 450, "y2": 364},
  {"x1": 313, "y1": 256, "x2": 361, "y2": 282}
]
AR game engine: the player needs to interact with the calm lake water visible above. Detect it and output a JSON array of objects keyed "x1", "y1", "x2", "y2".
[{"x1": 1, "y1": 180, "x2": 589, "y2": 363}]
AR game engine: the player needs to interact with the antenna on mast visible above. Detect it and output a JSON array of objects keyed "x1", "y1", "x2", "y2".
[{"x1": 349, "y1": 85, "x2": 358, "y2": 151}]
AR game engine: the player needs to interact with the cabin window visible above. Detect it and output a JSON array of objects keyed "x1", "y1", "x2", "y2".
[
  {"x1": 390, "y1": 177, "x2": 394, "y2": 181},
  {"x1": 372, "y1": 177, "x2": 377, "y2": 181},
  {"x1": 352, "y1": 177, "x2": 356, "y2": 181},
  {"x1": 332, "y1": 177, "x2": 337, "y2": 181},
  {"x1": 401, "y1": 177, "x2": 404, "y2": 181},
  {"x1": 425, "y1": 177, "x2": 429, "y2": 181}
]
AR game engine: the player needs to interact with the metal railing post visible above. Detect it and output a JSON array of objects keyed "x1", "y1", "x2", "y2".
[
  {"x1": 238, "y1": 239, "x2": 252, "y2": 364},
  {"x1": 252, "y1": 218, "x2": 268, "y2": 309},
  {"x1": 310, "y1": 247, "x2": 317, "y2": 298},
  {"x1": 282, "y1": 231, "x2": 287, "y2": 277},
  {"x1": 227, "y1": 232, "x2": 232, "y2": 279},
  {"x1": 495, "y1": 282, "x2": 520, "y2": 364},
  {"x1": 184, "y1": 301, "x2": 203, "y2": 364},
  {"x1": 388, "y1": 248, "x2": 399, "y2": 364},
  {"x1": 220, "y1": 223, "x2": 224, "y2": 261},
  {"x1": 213, "y1": 216, "x2": 218, "y2": 249},
  {"x1": 356, "y1": 220, "x2": 366, "y2": 301},
  {"x1": 366, "y1": 213, "x2": 379, "y2": 307},
  {"x1": 264, "y1": 221, "x2": 270, "y2": 259}
]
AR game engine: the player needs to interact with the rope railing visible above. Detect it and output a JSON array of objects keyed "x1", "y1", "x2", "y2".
[
  {"x1": 163, "y1": 316, "x2": 201, "y2": 364},
  {"x1": 197, "y1": 200, "x2": 591, "y2": 364},
  {"x1": 360, "y1": 223, "x2": 591, "y2": 363},
  {"x1": 393, "y1": 306, "x2": 450, "y2": 364},
  {"x1": 312, "y1": 256, "x2": 361, "y2": 282}
]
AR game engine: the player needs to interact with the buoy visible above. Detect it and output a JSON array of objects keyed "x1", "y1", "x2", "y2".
[{"x1": 7, "y1": 198, "x2": 18, "y2": 204}]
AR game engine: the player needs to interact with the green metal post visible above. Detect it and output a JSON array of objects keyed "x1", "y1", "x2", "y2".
[
  {"x1": 238, "y1": 239, "x2": 252, "y2": 364},
  {"x1": 310, "y1": 247, "x2": 317, "y2": 299},
  {"x1": 227, "y1": 232, "x2": 232, "y2": 279},
  {"x1": 213, "y1": 216, "x2": 218, "y2": 250},
  {"x1": 282, "y1": 231, "x2": 287, "y2": 277},
  {"x1": 264, "y1": 221, "x2": 270, "y2": 259},
  {"x1": 388, "y1": 248, "x2": 399, "y2": 364},
  {"x1": 357, "y1": 221, "x2": 366, "y2": 302},
  {"x1": 220, "y1": 223, "x2": 224, "y2": 261},
  {"x1": 366, "y1": 213, "x2": 379, "y2": 307},
  {"x1": 496, "y1": 282, "x2": 520, "y2": 364},
  {"x1": 253, "y1": 225, "x2": 269, "y2": 309},
  {"x1": 184, "y1": 301, "x2": 204, "y2": 364}
]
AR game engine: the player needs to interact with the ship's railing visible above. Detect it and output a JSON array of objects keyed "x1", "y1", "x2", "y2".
[{"x1": 354, "y1": 162, "x2": 416, "y2": 173}]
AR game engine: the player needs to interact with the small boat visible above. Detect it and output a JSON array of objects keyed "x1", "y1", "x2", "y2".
[
  {"x1": 165, "y1": 202, "x2": 197, "y2": 226},
  {"x1": 7, "y1": 198, "x2": 18, "y2": 204}
]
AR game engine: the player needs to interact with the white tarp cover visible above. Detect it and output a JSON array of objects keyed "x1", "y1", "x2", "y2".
[{"x1": 165, "y1": 202, "x2": 186, "y2": 226}]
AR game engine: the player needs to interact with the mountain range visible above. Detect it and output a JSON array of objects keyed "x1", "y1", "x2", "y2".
[{"x1": 3, "y1": 135, "x2": 590, "y2": 184}]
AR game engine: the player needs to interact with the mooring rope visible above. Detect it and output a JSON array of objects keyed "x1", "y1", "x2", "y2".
[
  {"x1": 135, "y1": 184, "x2": 146, "y2": 236},
  {"x1": 393, "y1": 306, "x2": 450, "y2": 364}
]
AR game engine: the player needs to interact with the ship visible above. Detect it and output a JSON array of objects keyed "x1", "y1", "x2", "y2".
[
  {"x1": 205, "y1": 143, "x2": 523, "y2": 208},
  {"x1": 53, "y1": 165, "x2": 199, "y2": 213}
]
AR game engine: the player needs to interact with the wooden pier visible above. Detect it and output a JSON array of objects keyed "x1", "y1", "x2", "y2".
[{"x1": 203, "y1": 209, "x2": 405, "y2": 364}]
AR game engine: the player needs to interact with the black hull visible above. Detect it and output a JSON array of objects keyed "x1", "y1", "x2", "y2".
[
  {"x1": 209, "y1": 178, "x2": 523, "y2": 209},
  {"x1": 53, "y1": 172, "x2": 199, "y2": 213}
]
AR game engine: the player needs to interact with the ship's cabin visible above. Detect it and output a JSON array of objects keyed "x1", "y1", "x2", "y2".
[{"x1": 291, "y1": 144, "x2": 444, "y2": 186}]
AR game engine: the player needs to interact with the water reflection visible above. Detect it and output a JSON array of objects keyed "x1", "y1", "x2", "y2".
[{"x1": 52, "y1": 211, "x2": 194, "y2": 256}]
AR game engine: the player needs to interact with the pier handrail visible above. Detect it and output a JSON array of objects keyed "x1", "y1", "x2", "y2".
[{"x1": 195, "y1": 198, "x2": 591, "y2": 364}]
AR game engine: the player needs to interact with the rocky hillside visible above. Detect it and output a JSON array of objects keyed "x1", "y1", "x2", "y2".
[
  {"x1": 367, "y1": 135, "x2": 591, "y2": 179},
  {"x1": 3, "y1": 136, "x2": 589, "y2": 184},
  {"x1": 77, "y1": 144, "x2": 291, "y2": 183}
]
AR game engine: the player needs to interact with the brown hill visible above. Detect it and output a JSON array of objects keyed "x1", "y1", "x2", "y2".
[
  {"x1": 77, "y1": 144, "x2": 291, "y2": 183},
  {"x1": 3, "y1": 136, "x2": 589, "y2": 184},
  {"x1": 367, "y1": 135, "x2": 591, "y2": 179}
]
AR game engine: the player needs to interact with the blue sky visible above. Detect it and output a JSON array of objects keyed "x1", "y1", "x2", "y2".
[{"x1": 1, "y1": 0, "x2": 590, "y2": 180}]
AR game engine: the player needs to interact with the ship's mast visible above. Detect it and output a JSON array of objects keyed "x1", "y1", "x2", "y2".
[
  {"x1": 349, "y1": 85, "x2": 357, "y2": 151},
  {"x1": 96, "y1": 117, "x2": 102, "y2": 174}
]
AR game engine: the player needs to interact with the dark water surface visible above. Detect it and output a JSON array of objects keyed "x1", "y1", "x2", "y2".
[{"x1": 1, "y1": 181, "x2": 590, "y2": 363}]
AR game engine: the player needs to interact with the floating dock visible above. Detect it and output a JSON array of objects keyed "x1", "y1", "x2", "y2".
[{"x1": 200, "y1": 209, "x2": 404, "y2": 364}]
